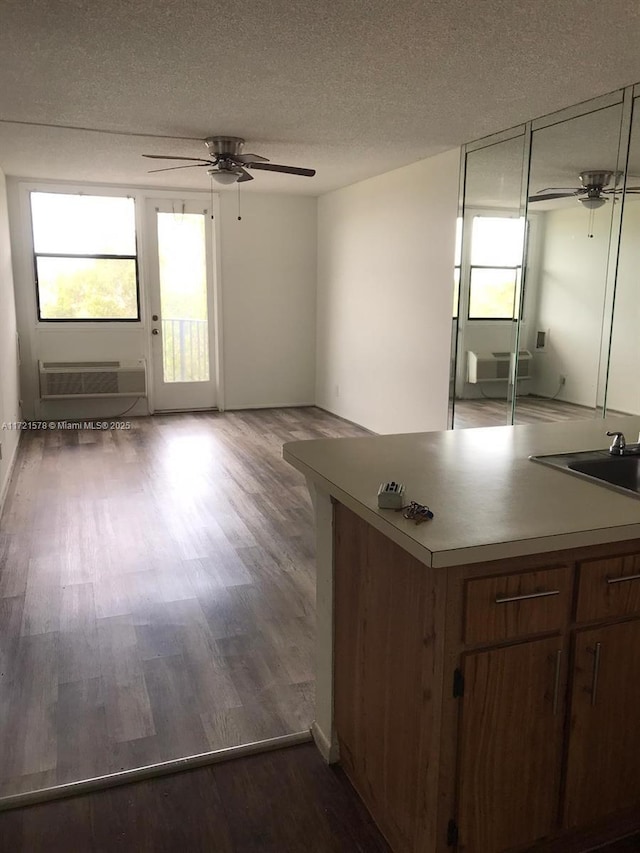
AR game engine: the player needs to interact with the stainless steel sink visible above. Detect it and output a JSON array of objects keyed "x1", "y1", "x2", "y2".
[{"x1": 530, "y1": 449, "x2": 640, "y2": 499}]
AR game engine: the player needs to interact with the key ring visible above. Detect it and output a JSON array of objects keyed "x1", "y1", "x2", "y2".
[{"x1": 401, "y1": 501, "x2": 434, "y2": 524}]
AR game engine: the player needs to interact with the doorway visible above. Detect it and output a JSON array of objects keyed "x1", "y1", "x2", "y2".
[{"x1": 146, "y1": 200, "x2": 218, "y2": 411}]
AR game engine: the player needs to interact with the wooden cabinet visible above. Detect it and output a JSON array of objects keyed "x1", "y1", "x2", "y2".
[
  {"x1": 576, "y1": 554, "x2": 640, "y2": 622},
  {"x1": 463, "y1": 566, "x2": 572, "y2": 645},
  {"x1": 332, "y1": 504, "x2": 640, "y2": 853},
  {"x1": 457, "y1": 638, "x2": 566, "y2": 852},
  {"x1": 564, "y1": 619, "x2": 640, "y2": 829},
  {"x1": 334, "y1": 504, "x2": 437, "y2": 853}
]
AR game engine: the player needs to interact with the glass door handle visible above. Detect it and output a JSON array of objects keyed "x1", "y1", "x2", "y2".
[{"x1": 152, "y1": 328, "x2": 159, "y2": 335}]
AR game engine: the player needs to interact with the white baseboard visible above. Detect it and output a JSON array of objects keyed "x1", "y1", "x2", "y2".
[
  {"x1": 311, "y1": 720, "x2": 340, "y2": 764},
  {"x1": 314, "y1": 406, "x2": 375, "y2": 434},
  {"x1": 0, "y1": 431, "x2": 21, "y2": 521},
  {"x1": 225, "y1": 402, "x2": 316, "y2": 411}
]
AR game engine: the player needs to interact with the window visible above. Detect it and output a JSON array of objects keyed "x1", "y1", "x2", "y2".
[
  {"x1": 30, "y1": 192, "x2": 140, "y2": 321},
  {"x1": 468, "y1": 216, "x2": 525, "y2": 320}
]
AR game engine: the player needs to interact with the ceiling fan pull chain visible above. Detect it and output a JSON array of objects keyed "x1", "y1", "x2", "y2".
[
  {"x1": 237, "y1": 182, "x2": 242, "y2": 221},
  {"x1": 587, "y1": 207, "x2": 595, "y2": 239}
]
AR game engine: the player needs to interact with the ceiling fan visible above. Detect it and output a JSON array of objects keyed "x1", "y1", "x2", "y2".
[
  {"x1": 143, "y1": 135, "x2": 316, "y2": 185},
  {"x1": 528, "y1": 170, "x2": 640, "y2": 209}
]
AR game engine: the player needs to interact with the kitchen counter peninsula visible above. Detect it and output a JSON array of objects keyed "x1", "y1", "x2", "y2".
[{"x1": 284, "y1": 416, "x2": 640, "y2": 853}]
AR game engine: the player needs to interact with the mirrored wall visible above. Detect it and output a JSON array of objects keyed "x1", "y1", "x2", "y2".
[{"x1": 450, "y1": 85, "x2": 640, "y2": 429}]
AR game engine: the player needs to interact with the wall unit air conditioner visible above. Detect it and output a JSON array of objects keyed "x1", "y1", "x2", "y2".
[
  {"x1": 467, "y1": 350, "x2": 533, "y2": 384},
  {"x1": 39, "y1": 360, "x2": 147, "y2": 400}
]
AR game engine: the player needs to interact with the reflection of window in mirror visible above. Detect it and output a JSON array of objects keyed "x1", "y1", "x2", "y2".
[
  {"x1": 453, "y1": 216, "x2": 462, "y2": 318},
  {"x1": 468, "y1": 217, "x2": 525, "y2": 320}
]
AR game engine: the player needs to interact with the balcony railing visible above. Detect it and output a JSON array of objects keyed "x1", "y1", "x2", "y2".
[{"x1": 161, "y1": 318, "x2": 209, "y2": 383}]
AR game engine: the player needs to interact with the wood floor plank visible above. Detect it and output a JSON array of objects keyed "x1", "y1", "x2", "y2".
[
  {"x1": 199, "y1": 700, "x2": 289, "y2": 748},
  {"x1": 97, "y1": 616, "x2": 155, "y2": 744},
  {"x1": 107, "y1": 734, "x2": 162, "y2": 775},
  {"x1": 0, "y1": 633, "x2": 59, "y2": 781},
  {"x1": 134, "y1": 603, "x2": 183, "y2": 661},
  {"x1": 19, "y1": 554, "x2": 62, "y2": 636},
  {"x1": 0, "y1": 594, "x2": 25, "y2": 640},
  {"x1": 58, "y1": 582, "x2": 100, "y2": 683},
  {"x1": 142, "y1": 654, "x2": 210, "y2": 761},
  {"x1": 0, "y1": 793, "x2": 93, "y2": 853},
  {"x1": 0, "y1": 534, "x2": 29, "y2": 598},
  {"x1": 55, "y1": 677, "x2": 109, "y2": 780}
]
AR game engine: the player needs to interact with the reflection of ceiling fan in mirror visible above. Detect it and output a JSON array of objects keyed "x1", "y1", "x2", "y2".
[
  {"x1": 142, "y1": 136, "x2": 316, "y2": 185},
  {"x1": 528, "y1": 170, "x2": 640, "y2": 209}
]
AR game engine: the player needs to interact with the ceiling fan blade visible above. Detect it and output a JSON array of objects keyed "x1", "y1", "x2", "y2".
[
  {"x1": 247, "y1": 162, "x2": 316, "y2": 177},
  {"x1": 147, "y1": 163, "x2": 212, "y2": 173},
  {"x1": 535, "y1": 187, "x2": 582, "y2": 194},
  {"x1": 233, "y1": 153, "x2": 269, "y2": 164},
  {"x1": 604, "y1": 186, "x2": 640, "y2": 192},
  {"x1": 236, "y1": 168, "x2": 254, "y2": 183},
  {"x1": 143, "y1": 154, "x2": 213, "y2": 163},
  {"x1": 528, "y1": 192, "x2": 577, "y2": 202}
]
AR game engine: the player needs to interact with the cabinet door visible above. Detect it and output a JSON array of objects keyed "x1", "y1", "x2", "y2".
[
  {"x1": 457, "y1": 637, "x2": 565, "y2": 852},
  {"x1": 564, "y1": 619, "x2": 640, "y2": 828}
]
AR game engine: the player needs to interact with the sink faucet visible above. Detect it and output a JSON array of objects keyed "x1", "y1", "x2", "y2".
[
  {"x1": 606, "y1": 431, "x2": 640, "y2": 456},
  {"x1": 607, "y1": 431, "x2": 626, "y2": 455}
]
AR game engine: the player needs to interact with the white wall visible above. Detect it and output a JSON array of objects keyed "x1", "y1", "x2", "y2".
[
  {"x1": 7, "y1": 181, "x2": 317, "y2": 418},
  {"x1": 0, "y1": 168, "x2": 21, "y2": 510},
  {"x1": 316, "y1": 149, "x2": 459, "y2": 434},
  {"x1": 532, "y1": 206, "x2": 611, "y2": 406},
  {"x1": 218, "y1": 192, "x2": 316, "y2": 409}
]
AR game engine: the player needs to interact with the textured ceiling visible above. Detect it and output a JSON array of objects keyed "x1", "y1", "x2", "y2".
[{"x1": 2, "y1": 0, "x2": 640, "y2": 195}]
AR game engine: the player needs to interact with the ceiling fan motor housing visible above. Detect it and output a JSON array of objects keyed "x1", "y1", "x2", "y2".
[
  {"x1": 204, "y1": 136, "x2": 245, "y2": 158},
  {"x1": 579, "y1": 170, "x2": 620, "y2": 190}
]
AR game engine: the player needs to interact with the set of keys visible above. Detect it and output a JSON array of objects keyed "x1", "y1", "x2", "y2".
[{"x1": 400, "y1": 501, "x2": 434, "y2": 525}]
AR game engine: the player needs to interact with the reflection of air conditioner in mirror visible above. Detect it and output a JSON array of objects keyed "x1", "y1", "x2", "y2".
[
  {"x1": 467, "y1": 351, "x2": 532, "y2": 384},
  {"x1": 39, "y1": 360, "x2": 147, "y2": 399}
]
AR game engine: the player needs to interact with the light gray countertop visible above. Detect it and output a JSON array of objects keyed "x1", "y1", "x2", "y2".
[{"x1": 283, "y1": 415, "x2": 640, "y2": 568}]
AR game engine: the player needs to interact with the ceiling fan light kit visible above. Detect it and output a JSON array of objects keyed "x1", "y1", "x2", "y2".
[
  {"x1": 209, "y1": 170, "x2": 240, "y2": 185},
  {"x1": 143, "y1": 135, "x2": 316, "y2": 185},
  {"x1": 580, "y1": 196, "x2": 607, "y2": 210}
]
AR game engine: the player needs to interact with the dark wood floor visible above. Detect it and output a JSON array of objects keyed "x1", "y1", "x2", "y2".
[
  {"x1": 451, "y1": 396, "x2": 617, "y2": 429},
  {"x1": 0, "y1": 408, "x2": 368, "y2": 797},
  {"x1": 0, "y1": 743, "x2": 391, "y2": 853},
  {"x1": 0, "y1": 742, "x2": 637, "y2": 853}
]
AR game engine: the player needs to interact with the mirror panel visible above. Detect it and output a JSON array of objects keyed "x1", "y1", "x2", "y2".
[
  {"x1": 606, "y1": 96, "x2": 640, "y2": 418},
  {"x1": 515, "y1": 103, "x2": 624, "y2": 425},
  {"x1": 451, "y1": 134, "x2": 526, "y2": 429}
]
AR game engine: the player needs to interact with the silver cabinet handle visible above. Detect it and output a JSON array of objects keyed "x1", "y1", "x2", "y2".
[
  {"x1": 552, "y1": 649, "x2": 562, "y2": 716},
  {"x1": 607, "y1": 573, "x2": 640, "y2": 585},
  {"x1": 495, "y1": 589, "x2": 560, "y2": 604},
  {"x1": 590, "y1": 642, "x2": 602, "y2": 707}
]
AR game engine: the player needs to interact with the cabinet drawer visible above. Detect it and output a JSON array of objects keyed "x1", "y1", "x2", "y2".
[
  {"x1": 464, "y1": 566, "x2": 572, "y2": 645},
  {"x1": 576, "y1": 553, "x2": 640, "y2": 622}
]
